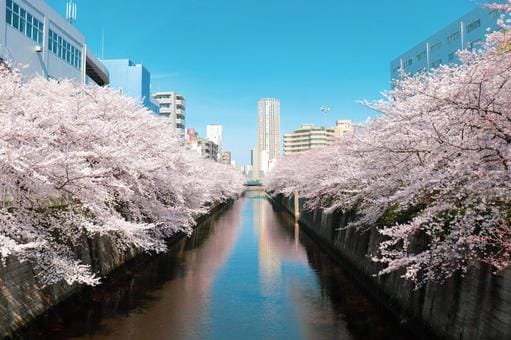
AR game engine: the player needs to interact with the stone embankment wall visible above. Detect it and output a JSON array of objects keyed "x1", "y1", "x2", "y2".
[
  {"x1": 0, "y1": 200, "x2": 233, "y2": 337},
  {"x1": 271, "y1": 194, "x2": 511, "y2": 340}
]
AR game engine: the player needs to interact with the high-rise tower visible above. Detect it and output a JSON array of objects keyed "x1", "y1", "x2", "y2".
[{"x1": 257, "y1": 98, "x2": 281, "y2": 163}]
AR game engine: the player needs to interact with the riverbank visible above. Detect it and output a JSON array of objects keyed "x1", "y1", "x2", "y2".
[
  {"x1": 9, "y1": 191, "x2": 416, "y2": 340},
  {"x1": 0, "y1": 199, "x2": 235, "y2": 338},
  {"x1": 269, "y1": 193, "x2": 511, "y2": 340}
]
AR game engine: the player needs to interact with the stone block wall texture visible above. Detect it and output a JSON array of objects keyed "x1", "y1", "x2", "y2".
[{"x1": 273, "y1": 194, "x2": 511, "y2": 340}]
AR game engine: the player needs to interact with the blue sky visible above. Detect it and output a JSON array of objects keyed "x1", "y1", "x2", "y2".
[{"x1": 47, "y1": 0, "x2": 484, "y2": 164}]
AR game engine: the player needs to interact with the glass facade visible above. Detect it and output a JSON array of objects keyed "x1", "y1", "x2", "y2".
[
  {"x1": 48, "y1": 29, "x2": 82, "y2": 69},
  {"x1": 5, "y1": 0, "x2": 44, "y2": 44}
]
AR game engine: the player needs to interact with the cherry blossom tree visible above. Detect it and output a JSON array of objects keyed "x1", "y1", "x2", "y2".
[
  {"x1": 0, "y1": 65, "x2": 244, "y2": 286},
  {"x1": 266, "y1": 1, "x2": 511, "y2": 287}
]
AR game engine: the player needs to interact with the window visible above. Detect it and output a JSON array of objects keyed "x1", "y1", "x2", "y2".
[
  {"x1": 5, "y1": 0, "x2": 11, "y2": 25},
  {"x1": 26, "y1": 13, "x2": 32, "y2": 38},
  {"x1": 160, "y1": 103, "x2": 171, "y2": 108},
  {"x1": 430, "y1": 42, "x2": 441, "y2": 53},
  {"x1": 447, "y1": 31, "x2": 460, "y2": 44},
  {"x1": 12, "y1": 3, "x2": 19, "y2": 30},
  {"x1": 466, "y1": 19, "x2": 481, "y2": 33},
  {"x1": 407, "y1": 58, "x2": 413, "y2": 66},
  {"x1": 416, "y1": 50, "x2": 426, "y2": 61},
  {"x1": 5, "y1": 1, "x2": 43, "y2": 44},
  {"x1": 48, "y1": 29, "x2": 82, "y2": 69},
  {"x1": 448, "y1": 51, "x2": 456, "y2": 61},
  {"x1": 431, "y1": 59, "x2": 442, "y2": 68},
  {"x1": 19, "y1": 8, "x2": 25, "y2": 33}
]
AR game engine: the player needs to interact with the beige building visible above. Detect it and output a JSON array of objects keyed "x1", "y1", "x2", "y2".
[
  {"x1": 334, "y1": 120, "x2": 354, "y2": 138},
  {"x1": 284, "y1": 124, "x2": 335, "y2": 155}
]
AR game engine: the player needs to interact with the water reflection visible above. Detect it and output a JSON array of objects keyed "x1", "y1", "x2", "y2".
[{"x1": 17, "y1": 191, "x2": 416, "y2": 340}]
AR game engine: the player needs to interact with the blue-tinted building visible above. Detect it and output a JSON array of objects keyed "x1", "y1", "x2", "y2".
[
  {"x1": 0, "y1": 0, "x2": 108, "y2": 85},
  {"x1": 391, "y1": 3, "x2": 504, "y2": 80},
  {"x1": 102, "y1": 59, "x2": 154, "y2": 111}
]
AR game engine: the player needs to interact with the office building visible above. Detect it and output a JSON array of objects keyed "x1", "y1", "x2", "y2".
[
  {"x1": 197, "y1": 138, "x2": 219, "y2": 161},
  {"x1": 258, "y1": 98, "x2": 281, "y2": 161},
  {"x1": 102, "y1": 59, "x2": 157, "y2": 112},
  {"x1": 254, "y1": 98, "x2": 280, "y2": 178},
  {"x1": 207, "y1": 124, "x2": 223, "y2": 150},
  {"x1": 186, "y1": 128, "x2": 219, "y2": 161},
  {"x1": 391, "y1": 4, "x2": 504, "y2": 80},
  {"x1": 1, "y1": 0, "x2": 108, "y2": 85},
  {"x1": 334, "y1": 120, "x2": 354, "y2": 138},
  {"x1": 284, "y1": 124, "x2": 335, "y2": 155},
  {"x1": 153, "y1": 91, "x2": 186, "y2": 136}
]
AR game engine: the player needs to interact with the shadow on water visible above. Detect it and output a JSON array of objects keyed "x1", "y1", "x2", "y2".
[{"x1": 13, "y1": 192, "x2": 419, "y2": 340}]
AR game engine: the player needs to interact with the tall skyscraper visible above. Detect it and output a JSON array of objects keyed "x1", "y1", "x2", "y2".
[
  {"x1": 257, "y1": 98, "x2": 281, "y2": 166},
  {"x1": 207, "y1": 124, "x2": 223, "y2": 150}
]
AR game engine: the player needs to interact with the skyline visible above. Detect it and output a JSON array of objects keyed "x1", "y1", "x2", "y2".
[{"x1": 46, "y1": 0, "x2": 486, "y2": 164}]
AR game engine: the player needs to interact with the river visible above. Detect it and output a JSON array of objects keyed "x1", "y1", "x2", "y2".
[{"x1": 18, "y1": 190, "x2": 415, "y2": 340}]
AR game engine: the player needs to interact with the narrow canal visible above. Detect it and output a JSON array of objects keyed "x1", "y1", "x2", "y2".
[{"x1": 18, "y1": 190, "x2": 416, "y2": 340}]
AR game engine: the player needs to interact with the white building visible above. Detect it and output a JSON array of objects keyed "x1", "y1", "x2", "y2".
[
  {"x1": 0, "y1": 0, "x2": 108, "y2": 86},
  {"x1": 206, "y1": 124, "x2": 223, "y2": 150},
  {"x1": 152, "y1": 91, "x2": 186, "y2": 136}
]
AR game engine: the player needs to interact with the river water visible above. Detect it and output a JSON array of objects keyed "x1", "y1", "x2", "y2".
[{"x1": 19, "y1": 190, "x2": 415, "y2": 340}]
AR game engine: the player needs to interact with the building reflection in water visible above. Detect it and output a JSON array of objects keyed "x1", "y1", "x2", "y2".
[{"x1": 252, "y1": 191, "x2": 308, "y2": 296}]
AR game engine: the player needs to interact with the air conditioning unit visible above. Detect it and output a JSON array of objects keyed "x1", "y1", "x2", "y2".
[{"x1": 34, "y1": 45, "x2": 43, "y2": 53}]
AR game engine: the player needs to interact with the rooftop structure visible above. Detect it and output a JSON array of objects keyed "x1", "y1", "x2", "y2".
[{"x1": 1, "y1": 0, "x2": 108, "y2": 85}]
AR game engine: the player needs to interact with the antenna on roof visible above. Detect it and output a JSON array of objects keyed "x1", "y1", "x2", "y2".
[{"x1": 66, "y1": 0, "x2": 77, "y2": 24}]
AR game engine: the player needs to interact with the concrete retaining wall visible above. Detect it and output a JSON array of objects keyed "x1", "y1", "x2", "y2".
[
  {"x1": 0, "y1": 234, "x2": 139, "y2": 337},
  {"x1": 272, "y1": 194, "x2": 511, "y2": 340},
  {"x1": 0, "y1": 200, "x2": 233, "y2": 337}
]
